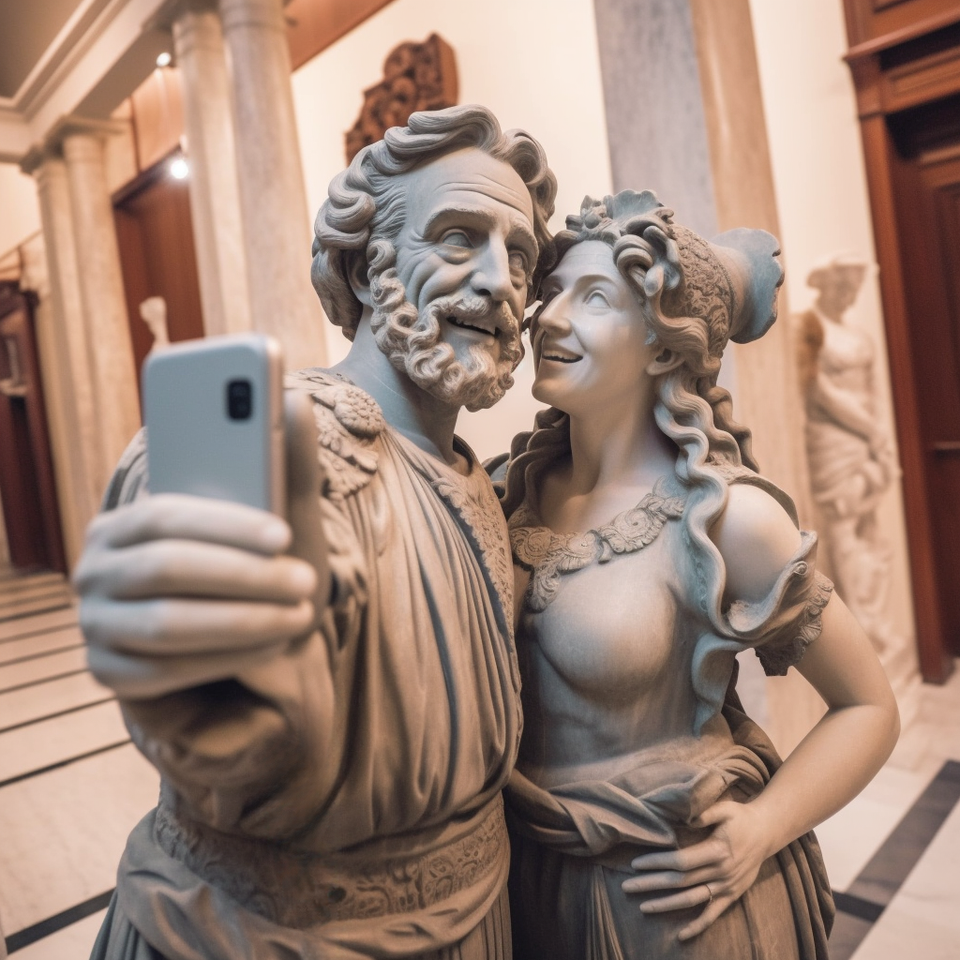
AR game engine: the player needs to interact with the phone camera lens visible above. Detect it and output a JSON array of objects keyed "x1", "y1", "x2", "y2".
[{"x1": 227, "y1": 379, "x2": 253, "y2": 420}]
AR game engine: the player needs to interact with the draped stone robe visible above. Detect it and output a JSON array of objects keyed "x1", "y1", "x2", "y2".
[{"x1": 91, "y1": 370, "x2": 522, "y2": 960}]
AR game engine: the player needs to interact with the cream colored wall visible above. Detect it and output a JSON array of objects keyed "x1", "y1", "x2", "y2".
[
  {"x1": 0, "y1": 164, "x2": 41, "y2": 259},
  {"x1": 291, "y1": 0, "x2": 613, "y2": 461},
  {"x1": 748, "y1": 0, "x2": 917, "y2": 658}
]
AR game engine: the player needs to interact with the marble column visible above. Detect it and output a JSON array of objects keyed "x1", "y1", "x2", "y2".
[
  {"x1": 172, "y1": 1, "x2": 252, "y2": 337},
  {"x1": 686, "y1": 0, "x2": 826, "y2": 757},
  {"x1": 593, "y1": 0, "x2": 811, "y2": 515},
  {"x1": 27, "y1": 155, "x2": 106, "y2": 562},
  {"x1": 219, "y1": 0, "x2": 327, "y2": 369},
  {"x1": 62, "y1": 129, "x2": 141, "y2": 477},
  {"x1": 687, "y1": 0, "x2": 813, "y2": 518},
  {"x1": 592, "y1": 0, "x2": 718, "y2": 237}
]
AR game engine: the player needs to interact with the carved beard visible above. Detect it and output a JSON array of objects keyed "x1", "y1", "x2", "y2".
[{"x1": 367, "y1": 262, "x2": 524, "y2": 412}]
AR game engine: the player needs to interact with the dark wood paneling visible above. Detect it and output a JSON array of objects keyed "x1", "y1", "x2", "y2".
[
  {"x1": 844, "y1": 0, "x2": 960, "y2": 679},
  {"x1": 113, "y1": 161, "x2": 205, "y2": 392},
  {"x1": 285, "y1": 0, "x2": 398, "y2": 70},
  {"x1": 130, "y1": 67, "x2": 184, "y2": 173},
  {"x1": 893, "y1": 145, "x2": 960, "y2": 658},
  {"x1": 845, "y1": 0, "x2": 960, "y2": 49},
  {"x1": 0, "y1": 285, "x2": 66, "y2": 573}
]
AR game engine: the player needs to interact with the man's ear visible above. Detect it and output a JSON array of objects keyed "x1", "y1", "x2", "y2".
[
  {"x1": 645, "y1": 346, "x2": 684, "y2": 377},
  {"x1": 347, "y1": 253, "x2": 372, "y2": 307}
]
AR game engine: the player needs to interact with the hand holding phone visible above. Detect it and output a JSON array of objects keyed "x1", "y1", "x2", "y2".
[{"x1": 76, "y1": 335, "x2": 328, "y2": 699}]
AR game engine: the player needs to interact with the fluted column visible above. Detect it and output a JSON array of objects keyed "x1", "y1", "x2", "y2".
[
  {"x1": 62, "y1": 129, "x2": 141, "y2": 475},
  {"x1": 687, "y1": 0, "x2": 824, "y2": 757},
  {"x1": 687, "y1": 0, "x2": 812, "y2": 516},
  {"x1": 219, "y1": 0, "x2": 327, "y2": 369},
  {"x1": 173, "y1": 2, "x2": 252, "y2": 337},
  {"x1": 593, "y1": 0, "x2": 822, "y2": 757},
  {"x1": 25, "y1": 156, "x2": 105, "y2": 562}
]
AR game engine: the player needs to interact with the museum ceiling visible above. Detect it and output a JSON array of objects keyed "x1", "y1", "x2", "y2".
[{"x1": 0, "y1": 0, "x2": 87, "y2": 100}]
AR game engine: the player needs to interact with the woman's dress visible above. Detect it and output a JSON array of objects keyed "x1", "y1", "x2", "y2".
[{"x1": 496, "y1": 424, "x2": 836, "y2": 960}]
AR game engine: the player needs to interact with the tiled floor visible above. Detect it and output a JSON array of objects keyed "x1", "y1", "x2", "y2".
[
  {"x1": 0, "y1": 572, "x2": 159, "y2": 958},
  {"x1": 0, "y1": 570, "x2": 957, "y2": 958}
]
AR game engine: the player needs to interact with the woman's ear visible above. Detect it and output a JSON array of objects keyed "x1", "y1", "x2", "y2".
[
  {"x1": 645, "y1": 346, "x2": 683, "y2": 377},
  {"x1": 347, "y1": 254, "x2": 372, "y2": 307}
]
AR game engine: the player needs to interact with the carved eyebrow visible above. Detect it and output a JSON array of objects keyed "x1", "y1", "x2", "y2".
[
  {"x1": 421, "y1": 206, "x2": 537, "y2": 255},
  {"x1": 543, "y1": 271, "x2": 621, "y2": 293}
]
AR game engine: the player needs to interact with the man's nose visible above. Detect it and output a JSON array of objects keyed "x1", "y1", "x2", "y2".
[{"x1": 470, "y1": 242, "x2": 514, "y2": 303}]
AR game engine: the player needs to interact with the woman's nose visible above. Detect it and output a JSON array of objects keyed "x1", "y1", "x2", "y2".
[{"x1": 535, "y1": 295, "x2": 570, "y2": 334}]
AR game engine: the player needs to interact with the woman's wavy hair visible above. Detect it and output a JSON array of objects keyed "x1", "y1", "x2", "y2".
[
  {"x1": 311, "y1": 104, "x2": 557, "y2": 341},
  {"x1": 499, "y1": 190, "x2": 784, "y2": 612}
]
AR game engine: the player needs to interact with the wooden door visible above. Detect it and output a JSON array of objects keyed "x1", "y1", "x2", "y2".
[
  {"x1": 0, "y1": 284, "x2": 66, "y2": 573},
  {"x1": 890, "y1": 121, "x2": 960, "y2": 656},
  {"x1": 844, "y1": 5, "x2": 960, "y2": 680},
  {"x1": 113, "y1": 156, "x2": 205, "y2": 389}
]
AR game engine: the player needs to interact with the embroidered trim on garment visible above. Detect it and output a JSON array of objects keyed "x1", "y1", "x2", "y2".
[
  {"x1": 154, "y1": 795, "x2": 508, "y2": 928},
  {"x1": 286, "y1": 371, "x2": 383, "y2": 501},
  {"x1": 756, "y1": 570, "x2": 834, "y2": 676},
  {"x1": 434, "y1": 474, "x2": 515, "y2": 628},
  {"x1": 509, "y1": 478, "x2": 685, "y2": 612}
]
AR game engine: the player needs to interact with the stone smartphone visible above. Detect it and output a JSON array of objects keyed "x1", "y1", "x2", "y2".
[{"x1": 142, "y1": 333, "x2": 285, "y2": 515}]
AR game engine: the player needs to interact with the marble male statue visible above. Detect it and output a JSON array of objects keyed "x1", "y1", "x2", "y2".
[{"x1": 76, "y1": 104, "x2": 556, "y2": 959}]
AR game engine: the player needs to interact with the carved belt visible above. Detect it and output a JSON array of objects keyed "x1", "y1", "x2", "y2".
[{"x1": 154, "y1": 794, "x2": 508, "y2": 929}]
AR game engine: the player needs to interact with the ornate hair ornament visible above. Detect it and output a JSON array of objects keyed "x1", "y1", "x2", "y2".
[{"x1": 559, "y1": 190, "x2": 784, "y2": 357}]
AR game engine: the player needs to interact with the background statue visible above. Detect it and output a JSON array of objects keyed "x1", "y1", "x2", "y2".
[
  {"x1": 138, "y1": 295, "x2": 169, "y2": 352},
  {"x1": 797, "y1": 257, "x2": 900, "y2": 654},
  {"x1": 493, "y1": 192, "x2": 899, "y2": 959},
  {"x1": 76, "y1": 104, "x2": 557, "y2": 960}
]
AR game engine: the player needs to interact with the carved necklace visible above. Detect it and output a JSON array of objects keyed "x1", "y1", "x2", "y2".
[{"x1": 509, "y1": 477, "x2": 686, "y2": 611}]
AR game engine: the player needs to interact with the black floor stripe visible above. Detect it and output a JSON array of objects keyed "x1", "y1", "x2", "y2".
[
  {"x1": 832, "y1": 890, "x2": 884, "y2": 922},
  {"x1": 0, "y1": 695, "x2": 118, "y2": 735},
  {"x1": 0, "y1": 603, "x2": 73, "y2": 624},
  {"x1": 0, "y1": 667, "x2": 89, "y2": 696},
  {"x1": 0, "y1": 642, "x2": 85, "y2": 668},
  {"x1": 0, "y1": 583, "x2": 70, "y2": 595},
  {"x1": 0, "y1": 738, "x2": 131, "y2": 790},
  {"x1": 0, "y1": 589, "x2": 69, "y2": 609},
  {"x1": 0, "y1": 618, "x2": 78, "y2": 646},
  {"x1": 5, "y1": 889, "x2": 114, "y2": 954},
  {"x1": 830, "y1": 759, "x2": 960, "y2": 959}
]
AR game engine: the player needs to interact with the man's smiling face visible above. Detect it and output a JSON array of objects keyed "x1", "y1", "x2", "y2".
[{"x1": 391, "y1": 147, "x2": 537, "y2": 374}]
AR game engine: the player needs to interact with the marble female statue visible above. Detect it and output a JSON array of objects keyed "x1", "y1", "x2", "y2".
[
  {"x1": 798, "y1": 257, "x2": 900, "y2": 654},
  {"x1": 493, "y1": 191, "x2": 899, "y2": 959}
]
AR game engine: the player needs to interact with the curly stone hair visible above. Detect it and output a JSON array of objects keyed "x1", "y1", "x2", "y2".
[{"x1": 311, "y1": 103, "x2": 557, "y2": 341}]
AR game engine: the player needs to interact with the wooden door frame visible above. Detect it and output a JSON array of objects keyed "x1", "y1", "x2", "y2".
[{"x1": 843, "y1": 9, "x2": 960, "y2": 682}]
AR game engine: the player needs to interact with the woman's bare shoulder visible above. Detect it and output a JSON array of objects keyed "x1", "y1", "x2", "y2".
[{"x1": 709, "y1": 483, "x2": 803, "y2": 603}]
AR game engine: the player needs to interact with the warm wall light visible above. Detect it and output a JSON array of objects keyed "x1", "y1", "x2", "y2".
[
  {"x1": 169, "y1": 156, "x2": 189, "y2": 180},
  {"x1": 156, "y1": 51, "x2": 172, "y2": 68}
]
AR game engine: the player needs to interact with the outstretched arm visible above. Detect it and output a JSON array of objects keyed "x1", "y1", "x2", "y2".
[
  {"x1": 623, "y1": 484, "x2": 899, "y2": 940},
  {"x1": 77, "y1": 392, "x2": 328, "y2": 699},
  {"x1": 75, "y1": 393, "x2": 339, "y2": 835}
]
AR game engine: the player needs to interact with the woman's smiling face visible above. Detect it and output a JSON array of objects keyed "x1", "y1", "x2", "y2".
[{"x1": 530, "y1": 240, "x2": 659, "y2": 416}]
